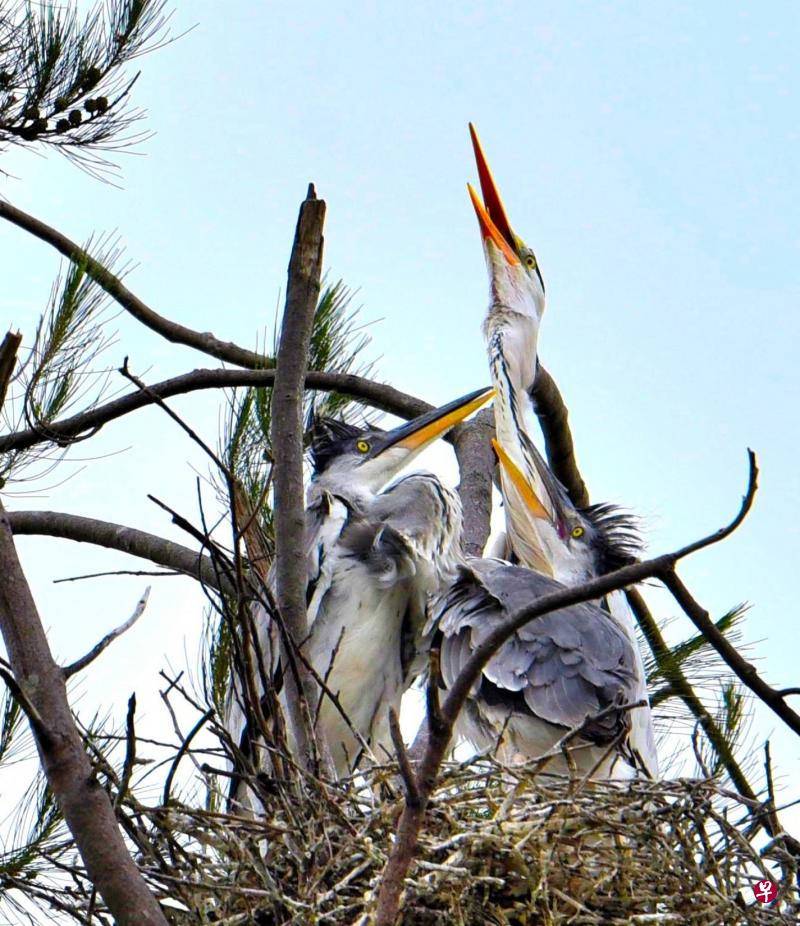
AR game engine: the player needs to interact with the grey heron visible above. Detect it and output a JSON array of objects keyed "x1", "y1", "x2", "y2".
[
  {"x1": 433, "y1": 125, "x2": 658, "y2": 777},
  {"x1": 228, "y1": 386, "x2": 493, "y2": 790}
]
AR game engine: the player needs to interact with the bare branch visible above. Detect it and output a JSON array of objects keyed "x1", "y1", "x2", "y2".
[
  {"x1": 452, "y1": 407, "x2": 496, "y2": 557},
  {"x1": 389, "y1": 708, "x2": 420, "y2": 808},
  {"x1": 6, "y1": 509, "x2": 228, "y2": 592},
  {"x1": 120, "y1": 357, "x2": 234, "y2": 481},
  {"x1": 113, "y1": 694, "x2": 138, "y2": 816},
  {"x1": 0, "y1": 501, "x2": 169, "y2": 925},
  {"x1": 0, "y1": 199, "x2": 270, "y2": 368},
  {"x1": 0, "y1": 367, "x2": 432, "y2": 454},
  {"x1": 270, "y1": 184, "x2": 328, "y2": 772},
  {"x1": 374, "y1": 456, "x2": 761, "y2": 925},
  {"x1": 0, "y1": 329, "x2": 22, "y2": 409},
  {"x1": 63, "y1": 586, "x2": 151, "y2": 678},
  {"x1": 530, "y1": 365, "x2": 589, "y2": 508},
  {"x1": 662, "y1": 568, "x2": 800, "y2": 739}
]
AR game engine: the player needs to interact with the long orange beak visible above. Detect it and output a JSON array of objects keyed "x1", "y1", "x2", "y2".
[
  {"x1": 469, "y1": 123, "x2": 517, "y2": 254},
  {"x1": 492, "y1": 438, "x2": 552, "y2": 522},
  {"x1": 468, "y1": 183, "x2": 519, "y2": 266}
]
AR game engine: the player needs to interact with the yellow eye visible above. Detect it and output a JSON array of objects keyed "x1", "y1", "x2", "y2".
[
  {"x1": 356, "y1": 440, "x2": 370, "y2": 454},
  {"x1": 525, "y1": 255, "x2": 537, "y2": 270},
  {"x1": 571, "y1": 525, "x2": 585, "y2": 539}
]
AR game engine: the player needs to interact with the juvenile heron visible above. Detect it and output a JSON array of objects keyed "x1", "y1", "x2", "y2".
[
  {"x1": 434, "y1": 557, "x2": 642, "y2": 777},
  {"x1": 228, "y1": 386, "x2": 493, "y2": 790},
  {"x1": 492, "y1": 441, "x2": 659, "y2": 778},
  {"x1": 445, "y1": 125, "x2": 658, "y2": 777}
]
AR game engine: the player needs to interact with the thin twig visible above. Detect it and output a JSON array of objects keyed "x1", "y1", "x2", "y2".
[
  {"x1": 389, "y1": 708, "x2": 420, "y2": 808},
  {"x1": 114, "y1": 694, "x2": 138, "y2": 811},
  {"x1": 120, "y1": 358, "x2": 234, "y2": 481},
  {"x1": 54, "y1": 568, "x2": 179, "y2": 583},
  {"x1": 63, "y1": 586, "x2": 151, "y2": 678},
  {"x1": 7, "y1": 509, "x2": 229, "y2": 593}
]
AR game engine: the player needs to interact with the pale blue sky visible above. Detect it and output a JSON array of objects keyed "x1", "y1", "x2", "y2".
[{"x1": 2, "y1": 0, "x2": 799, "y2": 849}]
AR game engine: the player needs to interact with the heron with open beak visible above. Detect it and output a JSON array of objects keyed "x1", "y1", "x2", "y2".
[
  {"x1": 491, "y1": 439, "x2": 659, "y2": 777},
  {"x1": 227, "y1": 386, "x2": 493, "y2": 794},
  {"x1": 433, "y1": 126, "x2": 657, "y2": 777}
]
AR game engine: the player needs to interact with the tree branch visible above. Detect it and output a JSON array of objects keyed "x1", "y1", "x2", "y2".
[
  {"x1": 530, "y1": 365, "x2": 589, "y2": 508},
  {"x1": 0, "y1": 200, "x2": 270, "y2": 369},
  {"x1": 63, "y1": 586, "x2": 151, "y2": 678},
  {"x1": 452, "y1": 407, "x2": 496, "y2": 557},
  {"x1": 6, "y1": 509, "x2": 226, "y2": 592},
  {"x1": 0, "y1": 501, "x2": 169, "y2": 926},
  {"x1": 270, "y1": 185, "x2": 327, "y2": 771},
  {"x1": 0, "y1": 367, "x2": 432, "y2": 454},
  {"x1": 661, "y1": 568, "x2": 800, "y2": 739},
  {"x1": 0, "y1": 329, "x2": 22, "y2": 410}
]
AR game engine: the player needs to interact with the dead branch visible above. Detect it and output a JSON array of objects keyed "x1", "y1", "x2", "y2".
[
  {"x1": 530, "y1": 365, "x2": 589, "y2": 508},
  {"x1": 63, "y1": 586, "x2": 151, "y2": 678},
  {"x1": 270, "y1": 184, "x2": 328, "y2": 773},
  {"x1": 0, "y1": 367, "x2": 433, "y2": 454},
  {"x1": 0, "y1": 330, "x2": 22, "y2": 409},
  {"x1": 0, "y1": 200, "x2": 269, "y2": 370},
  {"x1": 662, "y1": 568, "x2": 800, "y2": 738},
  {"x1": 452, "y1": 406, "x2": 496, "y2": 557},
  {"x1": 6, "y1": 509, "x2": 228, "y2": 592},
  {"x1": 0, "y1": 501, "x2": 169, "y2": 926}
]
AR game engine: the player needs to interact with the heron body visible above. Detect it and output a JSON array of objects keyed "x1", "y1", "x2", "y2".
[
  {"x1": 457, "y1": 125, "x2": 659, "y2": 777},
  {"x1": 298, "y1": 462, "x2": 463, "y2": 773},
  {"x1": 226, "y1": 387, "x2": 492, "y2": 792}
]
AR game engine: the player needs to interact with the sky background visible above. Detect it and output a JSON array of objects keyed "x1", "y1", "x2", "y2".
[{"x1": 1, "y1": 0, "x2": 799, "y2": 905}]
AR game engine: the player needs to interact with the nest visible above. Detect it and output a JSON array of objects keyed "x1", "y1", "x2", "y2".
[{"x1": 135, "y1": 759, "x2": 798, "y2": 925}]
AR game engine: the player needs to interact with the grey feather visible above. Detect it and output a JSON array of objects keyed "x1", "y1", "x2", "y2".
[{"x1": 434, "y1": 560, "x2": 640, "y2": 760}]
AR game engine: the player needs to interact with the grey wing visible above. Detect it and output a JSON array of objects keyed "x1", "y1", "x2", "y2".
[
  {"x1": 370, "y1": 472, "x2": 463, "y2": 570},
  {"x1": 435, "y1": 561, "x2": 639, "y2": 744}
]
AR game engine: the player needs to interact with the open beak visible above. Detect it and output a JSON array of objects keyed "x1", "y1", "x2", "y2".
[
  {"x1": 468, "y1": 123, "x2": 518, "y2": 266},
  {"x1": 372, "y1": 387, "x2": 494, "y2": 457}
]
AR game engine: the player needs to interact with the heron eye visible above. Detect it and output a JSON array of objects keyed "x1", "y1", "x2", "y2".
[
  {"x1": 356, "y1": 440, "x2": 370, "y2": 454},
  {"x1": 571, "y1": 525, "x2": 585, "y2": 539},
  {"x1": 525, "y1": 255, "x2": 537, "y2": 270}
]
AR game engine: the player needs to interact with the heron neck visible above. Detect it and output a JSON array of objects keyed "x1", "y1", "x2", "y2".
[{"x1": 486, "y1": 323, "x2": 540, "y2": 461}]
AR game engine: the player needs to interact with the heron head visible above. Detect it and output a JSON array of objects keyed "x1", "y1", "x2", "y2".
[
  {"x1": 311, "y1": 387, "x2": 494, "y2": 494},
  {"x1": 492, "y1": 437, "x2": 640, "y2": 581},
  {"x1": 468, "y1": 123, "x2": 545, "y2": 323}
]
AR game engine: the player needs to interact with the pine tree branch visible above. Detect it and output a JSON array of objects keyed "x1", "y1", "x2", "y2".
[
  {"x1": 6, "y1": 509, "x2": 227, "y2": 592},
  {"x1": 0, "y1": 501, "x2": 169, "y2": 926},
  {"x1": 662, "y1": 568, "x2": 800, "y2": 738},
  {"x1": 0, "y1": 199, "x2": 270, "y2": 368},
  {"x1": 530, "y1": 365, "x2": 589, "y2": 508},
  {"x1": 269, "y1": 184, "x2": 328, "y2": 772},
  {"x1": 0, "y1": 367, "x2": 433, "y2": 454}
]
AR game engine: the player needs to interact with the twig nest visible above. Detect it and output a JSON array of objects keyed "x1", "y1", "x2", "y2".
[{"x1": 130, "y1": 759, "x2": 797, "y2": 924}]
